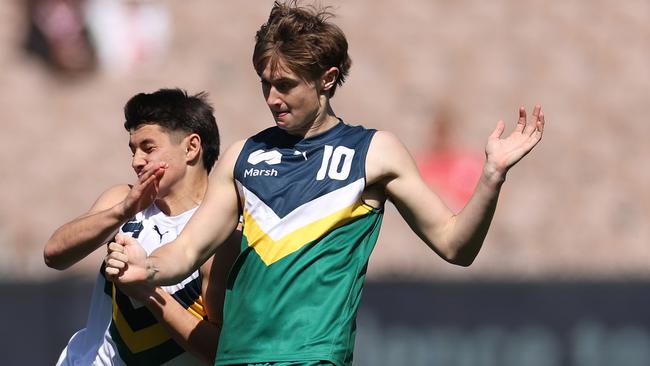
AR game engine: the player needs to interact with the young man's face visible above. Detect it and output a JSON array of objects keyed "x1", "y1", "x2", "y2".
[
  {"x1": 260, "y1": 61, "x2": 323, "y2": 135},
  {"x1": 128, "y1": 124, "x2": 189, "y2": 197}
]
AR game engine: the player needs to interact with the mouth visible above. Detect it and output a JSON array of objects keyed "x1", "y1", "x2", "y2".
[{"x1": 274, "y1": 111, "x2": 289, "y2": 120}]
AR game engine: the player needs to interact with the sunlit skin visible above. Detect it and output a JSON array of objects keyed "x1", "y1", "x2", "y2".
[
  {"x1": 260, "y1": 60, "x2": 340, "y2": 138},
  {"x1": 126, "y1": 124, "x2": 205, "y2": 217},
  {"x1": 104, "y1": 57, "x2": 545, "y2": 290},
  {"x1": 100, "y1": 5, "x2": 548, "y2": 363}
]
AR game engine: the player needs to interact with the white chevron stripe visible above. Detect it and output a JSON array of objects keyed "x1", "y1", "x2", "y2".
[{"x1": 236, "y1": 178, "x2": 365, "y2": 241}]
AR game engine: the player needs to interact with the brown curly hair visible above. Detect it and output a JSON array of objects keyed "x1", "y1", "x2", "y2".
[{"x1": 253, "y1": 0, "x2": 352, "y2": 97}]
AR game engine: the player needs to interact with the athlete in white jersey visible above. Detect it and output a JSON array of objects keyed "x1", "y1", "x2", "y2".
[
  {"x1": 58, "y1": 205, "x2": 203, "y2": 365},
  {"x1": 44, "y1": 89, "x2": 239, "y2": 365}
]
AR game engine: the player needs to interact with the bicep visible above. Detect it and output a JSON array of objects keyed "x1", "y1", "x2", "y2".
[
  {"x1": 177, "y1": 141, "x2": 244, "y2": 265},
  {"x1": 368, "y1": 132, "x2": 453, "y2": 241},
  {"x1": 85, "y1": 184, "x2": 131, "y2": 216}
]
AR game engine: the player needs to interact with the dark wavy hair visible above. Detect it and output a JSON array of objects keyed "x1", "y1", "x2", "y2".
[{"x1": 123, "y1": 88, "x2": 220, "y2": 173}]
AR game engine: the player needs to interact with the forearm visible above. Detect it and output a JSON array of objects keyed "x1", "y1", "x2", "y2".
[
  {"x1": 444, "y1": 164, "x2": 505, "y2": 265},
  {"x1": 144, "y1": 288, "x2": 219, "y2": 365},
  {"x1": 44, "y1": 204, "x2": 128, "y2": 270},
  {"x1": 145, "y1": 238, "x2": 204, "y2": 286}
]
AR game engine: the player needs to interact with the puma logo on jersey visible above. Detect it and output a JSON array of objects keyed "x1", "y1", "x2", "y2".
[
  {"x1": 248, "y1": 149, "x2": 282, "y2": 165},
  {"x1": 294, "y1": 150, "x2": 307, "y2": 160},
  {"x1": 153, "y1": 225, "x2": 169, "y2": 242}
]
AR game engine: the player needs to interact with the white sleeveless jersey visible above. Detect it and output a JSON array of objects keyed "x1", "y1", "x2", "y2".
[{"x1": 56, "y1": 204, "x2": 205, "y2": 366}]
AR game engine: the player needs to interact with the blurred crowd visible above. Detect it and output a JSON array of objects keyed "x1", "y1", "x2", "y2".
[
  {"x1": 0, "y1": 0, "x2": 648, "y2": 281},
  {"x1": 22, "y1": 0, "x2": 170, "y2": 76}
]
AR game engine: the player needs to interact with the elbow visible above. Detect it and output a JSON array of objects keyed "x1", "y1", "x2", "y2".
[
  {"x1": 43, "y1": 243, "x2": 70, "y2": 271},
  {"x1": 447, "y1": 254, "x2": 475, "y2": 267},
  {"x1": 443, "y1": 246, "x2": 478, "y2": 267}
]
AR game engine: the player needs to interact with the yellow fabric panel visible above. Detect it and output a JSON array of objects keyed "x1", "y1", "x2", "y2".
[
  {"x1": 111, "y1": 287, "x2": 171, "y2": 353},
  {"x1": 187, "y1": 296, "x2": 207, "y2": 319},
  {"x1": 243, "y1": 201, "x2": 373, "y2": 265}
]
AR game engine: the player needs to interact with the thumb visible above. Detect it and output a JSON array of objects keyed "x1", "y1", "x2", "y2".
[{"x1": 115, "y1": 233, "x2": 126, "y2": 246}]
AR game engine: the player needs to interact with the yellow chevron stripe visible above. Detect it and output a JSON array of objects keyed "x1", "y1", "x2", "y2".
[
  {"x1": 112, "y1": 287, "x2": 170, "y2": 353},
  {"x1": 187, "y1": 296, "x2": 207, "y2": 319},
  {"x1": 111, "y1": 288, "x2": 206, "y2": 353},
  {"x1": 243, "y1": 200, "x2": 373, "y2": 265}
]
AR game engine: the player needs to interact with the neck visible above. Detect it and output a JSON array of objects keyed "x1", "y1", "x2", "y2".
[
  {"x1": 155, "y1": 171, "x2": 208, "y2": 216},
  {"x1": 300, "y1": 102, "x2": 340, "y2": 139}
]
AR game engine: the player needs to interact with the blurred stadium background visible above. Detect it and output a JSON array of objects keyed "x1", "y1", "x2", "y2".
[{"x1": 0, "y1": 0, "x2": 648, "y2": 365}]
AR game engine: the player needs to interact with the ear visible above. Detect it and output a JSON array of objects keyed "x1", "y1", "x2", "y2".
[
  {"x1": 184, "y1": 133, "x2": 202, "y2": 164},
  {"x1": 321, "y1": 67, "x2": 339, "y2": 92}
]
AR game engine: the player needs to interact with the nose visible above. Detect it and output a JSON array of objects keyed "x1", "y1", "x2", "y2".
[
  {"x1": 131, "y1": 150, "x2": 147, "y2": 174},
  {"x1": 265, "y1": 86, "x2": 281, "y2": 108}
]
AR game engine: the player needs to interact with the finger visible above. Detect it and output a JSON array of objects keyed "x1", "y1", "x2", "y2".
[
  {"x1": 153, "y1": 162, "x2": 167, "y2": 178},
  {"x1": 136, "y1": 162, "x2": 167, "y2": 186},
  {"x1": 137, "y1": 169, "x2": 161, "y2": 189},
  {"x1": 114, "y1": 233, "x2": 126, "y2": 245},
  {"x1": 489, "y1": 120, "x2": 505, "y2": 140},
  {"x1": 153, "y1": 173, "x2": 160, "y2": 193},
  {"x1": 105, "y1": 266, "x2": 121, "y2": 277},
  {"x1": 107, "y1": 250, "x2": 129, "y2": 263},
  {"x1": 514, "y1": 106, "x2": 526, "y2": 133},
  {"x1": 524, "y1": 109, "x2": 545, "y2": 150},
  {"x1": 105, "y1": 257, "x2": 127, "y2": 270},
  {"x1": 108, "y1": 242, "x2": 125, "y2": 254},
  {"x1": 524, "y1": 104, "x2": 541, "y2": 136},
  {"x1": 137, "y1": 163, "x2": 158, "y2": 182},
  {"x1": 537, "y1": 110, "x2": 545, "y2": 135}
]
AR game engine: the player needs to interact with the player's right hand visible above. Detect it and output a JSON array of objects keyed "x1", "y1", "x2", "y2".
[
  {"x1": 105, "y1": 233, "x2": 149, "y2": 284},
  {"x1": 121, "y1": 161, "x2": 168, "y2": 219}
]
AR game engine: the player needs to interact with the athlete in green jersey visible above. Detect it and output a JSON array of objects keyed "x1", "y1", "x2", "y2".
[{"x1": 105, "y1": 1, "x2": 546, "y2": 365}]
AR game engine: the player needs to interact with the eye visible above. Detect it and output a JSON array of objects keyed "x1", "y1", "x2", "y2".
[
  {"x1": 276, "y1": 83, "x2": 289, "y2": 92},
  {"x1": 275, "y1": 81, "x2": 296, "y2": 93}
]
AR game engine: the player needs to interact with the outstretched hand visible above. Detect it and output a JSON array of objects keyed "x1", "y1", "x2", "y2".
[
  {"x1": 485, "y1": 105, "x2": 545, "y2": 175},
  {"x1": 105, "y1": 233, "x2": 149, "y2": 285},
  {"x1": 121, "y1": 162, "x2": 168, "y2": 219}
]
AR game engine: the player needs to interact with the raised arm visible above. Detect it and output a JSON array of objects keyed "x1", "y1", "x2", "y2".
[
  {"x1": 43, "y1": 162, "x2": 166, "y2": 270},
  {"x1": 368, "y1": 106, "x2": 544, "y2": 266},
  {"x1": 105, "y1": 141, "x2": 245, "y2": 286}
]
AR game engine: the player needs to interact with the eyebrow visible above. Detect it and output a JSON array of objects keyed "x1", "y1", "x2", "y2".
[
  {"x1": 261, "y1": 75, "x2": 298, "y2": 84},
  {"x1": 129, "y1": 138, "x2": 155, "y2": 150}
]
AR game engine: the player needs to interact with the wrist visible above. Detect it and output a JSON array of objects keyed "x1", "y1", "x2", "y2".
[
  {"x1": 481, "y1": 162, "x2": 507, "y2": 188},
  {"x1": 111, "y1": 201, "x2": 132, "y2": 223}
]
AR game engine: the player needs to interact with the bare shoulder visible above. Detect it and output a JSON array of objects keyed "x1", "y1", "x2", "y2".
[
  {"x1": 366, "y1": 130, "x2": 415, "y2": 185},
  {"x1": 213, "y1": 139, "x2": 247, "y2": 176},
  {"x1": 221, "y1": 139, "x2": 247, "y2": 159}
]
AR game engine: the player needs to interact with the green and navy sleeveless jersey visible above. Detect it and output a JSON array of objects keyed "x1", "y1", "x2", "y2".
[{"x1": 216, "y1": 121, "x2": 383, "y2": 366}]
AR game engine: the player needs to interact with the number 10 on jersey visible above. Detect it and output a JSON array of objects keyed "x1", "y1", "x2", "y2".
[{"x1": 316, "y1": 145, "x2": 355, "y2": 181}]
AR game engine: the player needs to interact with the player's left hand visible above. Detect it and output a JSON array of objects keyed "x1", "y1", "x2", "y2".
[{"x1": 484, "y1": 105, "x2": 545, "y2": 177}]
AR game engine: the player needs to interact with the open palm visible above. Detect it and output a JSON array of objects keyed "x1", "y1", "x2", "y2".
[
  {"x1": 485, "y1": 105, "x2": 545, "y2": 173},
  {"x1": 122, "y1": 162, "x2": 167, "y2": 219}
]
